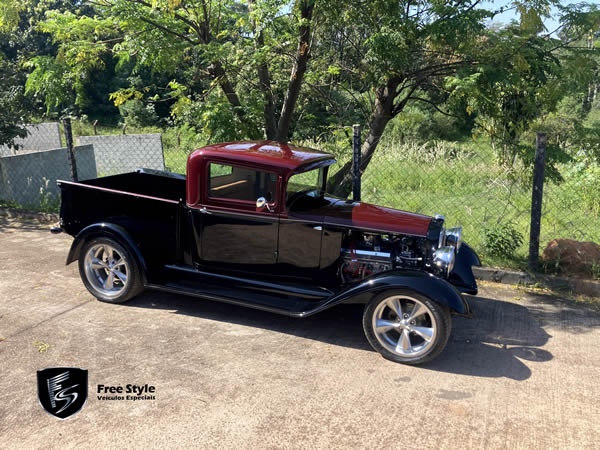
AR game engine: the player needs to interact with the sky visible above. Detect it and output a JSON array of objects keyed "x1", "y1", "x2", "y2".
[{"x1": 479, "y1": 1, "x2": 562, "y2": 34}]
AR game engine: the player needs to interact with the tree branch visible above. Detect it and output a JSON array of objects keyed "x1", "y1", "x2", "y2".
[
  {"x1": 406, "y1": 96, "x2": 458, "y2": 117},
  {"x1": 137, "y1": 16, "x2": 200, "y2": 45}
]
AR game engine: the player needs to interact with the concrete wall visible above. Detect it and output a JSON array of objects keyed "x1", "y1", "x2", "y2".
[
  {"x1": 77, "y1": 134, "x2": 164, "y2": 175},
  {"x1": 0, "y1": 145, "x2": 96, "y2": 207},
  {"x1": 0, "y1": 123, "x2": 62, "y2": 156}
]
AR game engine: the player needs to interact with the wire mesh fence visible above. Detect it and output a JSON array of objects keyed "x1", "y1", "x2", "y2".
[
  {"x1": 0, "y1": 145, "x2": 97, "y2": 211},
  {"x1": 1, "y1": 123, "x2": 597, "y2": 271},
  {"x1": 0, "y1": 123, "x2": 63, "y2": 156},
  {"x1": 77, "y1": 134, "x2": 165, "y2": 176},
  {"x1": 0, "y1": 126, "x2": 164, "y2": 212},
  {"x1": 353, "y1": 139, "x2": 600, "y2": 266}
]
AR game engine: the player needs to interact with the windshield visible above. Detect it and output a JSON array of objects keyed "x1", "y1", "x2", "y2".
[{"x1": 286, "y1": 167, "x2": 325, "y2": 206}]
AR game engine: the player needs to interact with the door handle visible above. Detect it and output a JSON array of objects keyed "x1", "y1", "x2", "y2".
[
  {"x1": 199, "y1": 207, "x2": 212, "y2": 215},
  {"x1": 313, "y1": 225, "x2": 323, "y2": 231}
]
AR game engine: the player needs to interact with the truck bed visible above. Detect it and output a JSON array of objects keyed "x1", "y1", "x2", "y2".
[
  {"x1": 80, "y1": 170, "x2": 186, "y2": 202},
  {"x1": 58, "y1": 171, "x2": 187, "y2": 273}
]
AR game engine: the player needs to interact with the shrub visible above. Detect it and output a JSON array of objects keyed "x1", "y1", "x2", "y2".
[
  {"x1": 482, "y1": 221, "x2": 524, "y2": 257},
  {"x1": 118, "y1": 99, "x2": 159, "y2": 128}
]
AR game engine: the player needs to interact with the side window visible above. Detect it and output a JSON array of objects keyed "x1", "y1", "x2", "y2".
[{"x1": 208, "y1": 163, "x2": 277, "y2": 203}]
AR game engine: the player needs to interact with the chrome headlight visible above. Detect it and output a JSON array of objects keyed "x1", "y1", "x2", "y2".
[
  {"x1": 438, "y1": 226, "x2": 462, "y2": 253},
  {"x1": 445, "y1": 227, "x2": 462, "y2": 252},
  {"x1": 433, "y1": 246, "x2": 456, "y2": 277}
]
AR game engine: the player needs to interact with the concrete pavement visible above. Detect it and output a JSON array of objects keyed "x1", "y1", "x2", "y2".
[{"x1": 1, "y1": 217, "x2": 599, "y2": 449}]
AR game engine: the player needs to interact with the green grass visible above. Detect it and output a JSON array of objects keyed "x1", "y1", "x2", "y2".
[{"x1": 356, "y1": 139, "x2": 600, "y2": 269}]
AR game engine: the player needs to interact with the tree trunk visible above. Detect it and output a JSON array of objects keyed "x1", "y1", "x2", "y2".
[
  {"x1": 256, "y1": 34, "x2": 277, "y2": 140},
  {"x1": 276, "y1": 0, "x2": 314, "y2": 141},
  {"x1": 328, "y1": 80, "x2": 398, "y2": 198},
  {"x1": 208, "y1": 61, "x2": 261, "y2": 139},
  {"x1": 248, "y1": 0, "x2": 277, "y2": 139}
]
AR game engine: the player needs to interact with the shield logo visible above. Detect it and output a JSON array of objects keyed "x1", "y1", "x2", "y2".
[{"x1": 37, "y1": 367, "x2": 88, "y2": 419}]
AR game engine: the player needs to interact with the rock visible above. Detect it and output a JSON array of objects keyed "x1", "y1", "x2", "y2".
[{"x1": 542, "y1": 239, "x2": 600, "y2": 275}]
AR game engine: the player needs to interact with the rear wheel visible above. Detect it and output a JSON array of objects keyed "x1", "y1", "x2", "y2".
[
  {"x1": 363, "y1": 290, "x2": 451, "y2": 365},
  {"x1": 78, "y1": 237, "x2": 143, "y2": 303}
]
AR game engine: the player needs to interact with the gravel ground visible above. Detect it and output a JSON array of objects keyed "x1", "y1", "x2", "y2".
[{"x1": 1, "y1": 216, "x2": 599, "y2": 449}]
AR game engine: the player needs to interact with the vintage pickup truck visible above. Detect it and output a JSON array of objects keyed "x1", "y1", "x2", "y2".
[{"x1": 55, "y1": 141, "x2": 480, "y2": 364}]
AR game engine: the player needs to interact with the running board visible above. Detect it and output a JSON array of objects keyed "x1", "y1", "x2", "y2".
[
  {"x1": 145, "y1": 283, "x2": 321, "y2": 317},
  {"x1": 144, "y1": 264, "x2": 337, "y2": 317}
]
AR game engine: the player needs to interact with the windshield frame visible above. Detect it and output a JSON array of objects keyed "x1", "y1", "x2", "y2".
[{"x1": 285, "y1": 159, "x2": 333, "y2": 209}]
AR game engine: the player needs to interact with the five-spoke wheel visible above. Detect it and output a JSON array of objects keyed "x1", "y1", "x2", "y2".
[
  {"x1": 78, "y1": 237, "x2": 143, "y2": 303},
  {"x1": 84, "y1": 243, "x2": 129, "y2": 298},
  {"x1": 363, "y1": 290, "x2": 451, "y2": 364}
]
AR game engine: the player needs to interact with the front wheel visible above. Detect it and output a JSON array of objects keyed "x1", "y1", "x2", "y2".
[
  {"x1": 363, "y1": 290, "x2": 451, "y2": 365},
  {"x1": 78, "y1": 237, "x2": 143, "y2": 303}
]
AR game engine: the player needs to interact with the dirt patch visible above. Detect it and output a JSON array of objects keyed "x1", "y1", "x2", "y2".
[{"x1": 542, "y1": 238, "x2": 600, "y2": 278}]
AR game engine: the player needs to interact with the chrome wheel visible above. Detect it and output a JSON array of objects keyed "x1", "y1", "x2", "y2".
[
  {"x1": 372, "y1": 295, "x2": 437, "y2": 358},
  {"x1": 83, "y1": 244, "x2": 129, "y2": 298}
]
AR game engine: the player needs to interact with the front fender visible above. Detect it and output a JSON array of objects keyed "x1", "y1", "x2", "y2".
[
  {"x1": 448, "y1": 242, "x2": 481, "y2": 295},
  {"x1": 312, "y1": 270, "x2": 470, "y2": 316},
  {"x1": 66, "y1": 222, "x2": 148, "y2": 283}
]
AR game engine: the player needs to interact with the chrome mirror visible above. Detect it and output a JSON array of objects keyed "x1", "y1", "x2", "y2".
[{"x1": 256, "y1": 197, "x2": 273, "y2": 212}]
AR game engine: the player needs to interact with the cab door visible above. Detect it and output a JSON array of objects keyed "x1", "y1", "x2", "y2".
[{"x1": 193, "y1": 162, "x2": 280, "y2": 275}]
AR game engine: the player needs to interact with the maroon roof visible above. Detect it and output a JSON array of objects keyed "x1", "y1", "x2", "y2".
[{"x1": 187, "y1": 141, "x2": 334, "y2": 174}]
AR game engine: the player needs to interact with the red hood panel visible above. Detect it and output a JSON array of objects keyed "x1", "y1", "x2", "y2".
[
  {"x1": 287, "y1": 196, "x2": 433, "y2": 236},
  {"x1": 338, "y1": 201, "x2": 432, "y2": 236}
]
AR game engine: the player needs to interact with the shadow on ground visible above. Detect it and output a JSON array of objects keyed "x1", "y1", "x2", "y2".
[
  {"x1": 0, "y1": 217, "x2": 55, "y2": 233},
  {"x1": 120, "y1": 289, "x2": 600, "y2": 381}
]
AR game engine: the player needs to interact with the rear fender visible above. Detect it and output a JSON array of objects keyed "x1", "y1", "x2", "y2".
[
  {"x1": 324, "y1": 270, "x2": 471, "y2": 316},
  {"x1": 66, "y1": 223, "x2": 148, "y2": 284}
]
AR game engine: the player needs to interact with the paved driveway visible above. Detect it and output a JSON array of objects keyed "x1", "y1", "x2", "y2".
[{"x1": 1, "y1": 216, "x2": 599, "y2": 448}]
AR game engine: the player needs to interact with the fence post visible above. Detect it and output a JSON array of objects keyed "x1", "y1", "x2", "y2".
[
  {"x1": 63, "y1": 118, "x2": 78, "y2": 181},
  {"x1": 528, "y1": 132, "x2": 546, "y2": 271},
  {"x1": 352, "y1": 124, "x2": 361, "y2": 202}
]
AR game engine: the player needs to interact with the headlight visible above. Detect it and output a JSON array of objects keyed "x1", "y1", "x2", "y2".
[
  {"x1": 445, "y1": 227, "x2": 462, "y2": 252},
  {"x1": 433, "y1": 246, "x2": 456, "y2": 277},
  {"x1": 438, "y1": 226, "x2": 462, "y2": 253}
]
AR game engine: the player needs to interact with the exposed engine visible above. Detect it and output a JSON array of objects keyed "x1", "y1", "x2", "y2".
[
  {"x1": 340, "y1": 231, "x2": 428, "y2": 283},
  {"x1": 339, "y1": 220, "x2": 462, "y2": 283}
]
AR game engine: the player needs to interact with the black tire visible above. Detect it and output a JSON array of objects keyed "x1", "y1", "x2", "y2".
[
  {"x1": 362, "y1": 289, "x2": 452, "y2": 365},
  {"x1": 78, "y1": 236, "x2": 144, "y2": 304}
]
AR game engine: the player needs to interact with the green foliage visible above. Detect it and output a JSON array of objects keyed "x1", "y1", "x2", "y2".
[
  {"x1": 118, "y1": 99, "x2": 159, "y2": 128},
  {"x1": 24, "y1": 56, "x2": 73, "y2": 115},
  {"x1": 564, "y1": 159, "x2": 600, "y2": 217},
  {"x1": 0, "y1": 0, "x2": 23, "y2": 32},
  {"x1": 0, "y1": 55, "x2": 30, "y2": 146},
  {"x1": 483, "y1": 222, "x2": 525, "y2": 258}
]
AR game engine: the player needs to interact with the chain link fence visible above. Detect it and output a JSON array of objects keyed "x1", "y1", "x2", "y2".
[
  {"x1": 0, "y1": 123, "x2": 63, "y2": 156},
  {"x1": 0, "y1": 125, "x2": 164, "y2": 212},
  {"x1": 77, "y1": 134, "x2": 164, "y2": 176},
  {"x1": 0, "y1": 145, "x2": 96, "y2": 210},
  {"x1": 352, "y1": 138, "x2": 600, "y2": 266},
  {"x1": 1, "y1": 122, "x2": 597, "y2": 271}
]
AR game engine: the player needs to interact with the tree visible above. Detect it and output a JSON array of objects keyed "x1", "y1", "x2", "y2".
[
  {"x1": 320, "y1": 0, "x2": 492, "y2": 196},
  {"x1": 322, "y1": 0, "x2": 600, "y2": 197},
  {"x1": 36, "y1": 0, "x2": 319, "y2": 140},
  {"x1": 0, "y1": 55, "x2": 31, "y2": 147},
  {"x1": 445, "y1": 2, "x2": 600, "y2": 180},
  {"x1": 0, "y1": 1, "x2": 32, "y2": 146}
]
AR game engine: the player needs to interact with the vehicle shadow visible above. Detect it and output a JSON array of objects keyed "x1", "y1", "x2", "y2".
[
  {"x1": 122, "y1": 289, "x2": 584, "y2": 381},
  {"x1": 424, "y1": 296, "x2": 554, "y2": 380}
]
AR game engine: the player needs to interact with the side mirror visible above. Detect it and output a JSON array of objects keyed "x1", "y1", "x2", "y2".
[{"x1": 256, "y1": 197, "x2": 274, "y2": 212}]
